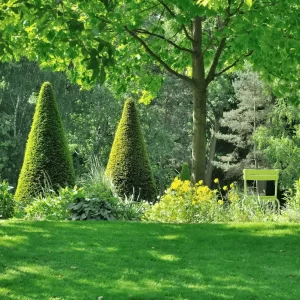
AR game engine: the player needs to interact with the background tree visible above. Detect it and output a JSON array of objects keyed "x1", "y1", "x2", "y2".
[
  {"x1": 15, "y1": 82, "x2": 75, "y2": 203},
  {"x1": 254, "y1": 99, "x2": 300, "y2": 189},
  {"x1": 2, "y1": 0, "x2": 299, "y2": 183},
  {"x1": 205, "y1": 75, "x2": 234, "y2": 186},
  {"x1": 106, "y1": 100, "x2": 156, "y2": 201},
  {"x1": 215, "y1": 69, "x2": 273, "y2": 180},
  {"x1": 0, "y1": 60, "x2": 122, "y2": 186}
]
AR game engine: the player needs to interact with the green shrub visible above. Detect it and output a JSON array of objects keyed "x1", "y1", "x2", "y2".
[
  {"x1": 15, "y1": 82, "x2": 75, "y2": 204},
  {"x1": 24, "y1": 186, "x2": 84, "y2": 220},
  {"x1": 0, "y1": 181, "x2": 14, "y2": 219},
  {"x1": 144, "y1": 178, "x2": 220, "y2": 223},
  {"x1": 67, "y1": 197, "x2": 115, "y2": 221},
  {"x1": 179, "y1": 162, "x2": 191, "y2": 181},
  {"x1": 280, "y1": 179, "x2": 300, "y2": 222},
  {"x1": 144, "y1": 178, "x2": 280, "y2": 223},
  {"x1": 106, "y1": 100, "x2": 156, "y2": 202}
]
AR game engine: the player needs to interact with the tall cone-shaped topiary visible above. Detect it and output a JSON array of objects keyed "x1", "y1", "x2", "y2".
[
  {"x1": 106, "y1": 99, "x2": 156, "y2": 201},
  {"x1": 15, "y1": 82, "x2": 75, "y2": 204}
]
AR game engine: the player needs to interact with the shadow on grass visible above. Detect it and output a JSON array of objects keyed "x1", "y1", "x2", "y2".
[{"x1": 1, "y1": 221, "x2": 300, "y2": 300}]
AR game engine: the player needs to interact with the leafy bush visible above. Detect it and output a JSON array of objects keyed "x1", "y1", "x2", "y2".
[
  {"x1": 0, "y1": 181, "x2": 14, "y2": 219},
  {"x1": 15, "y1": 82, "x2": 75, "y2": 204},
  {"x1": 67, "y1": 197, "x2": 115, "y2": 221},
  {"x1": 144, "y1": 178, "x2": 220, "y2": 223},
  {"x1": 24, "y1": 186, "x2": 84, "y2": 220},
  {"x1": 144, "y1": 177, "x2": 280, "y2": 223},
  {"x1": 179, "y1": 162, "x2": 191, "y2": 181},
  {"x1": 106, "y1": 99, "x2": 156, "y2": 202},
  {"x1": 280, "y1": 179, "x2": 300, "y2": 222}
]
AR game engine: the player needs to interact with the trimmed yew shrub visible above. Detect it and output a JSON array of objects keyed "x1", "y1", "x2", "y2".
[
  {"x1": 15, "y1": 82, "x2": 75, "y2": 204},
  {"x1": 106, "y1": 99, "x2": 156, "y2": 202},
  {"x1": 179, "y1": 162, "x2": 191, "y2": 181}
]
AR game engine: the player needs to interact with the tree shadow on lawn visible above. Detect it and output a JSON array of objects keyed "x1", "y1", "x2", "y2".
[{"x1": 1, "y1": 221, "x2": 300, "y2": 300}]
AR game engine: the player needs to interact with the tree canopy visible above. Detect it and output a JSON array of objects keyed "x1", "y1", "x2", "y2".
[
  {"x1": 1, "y1": 0, "x2": 298, "y2": 95},
  {"x1": 1, "y1": 0, "x2": 299, "y2": 182}
]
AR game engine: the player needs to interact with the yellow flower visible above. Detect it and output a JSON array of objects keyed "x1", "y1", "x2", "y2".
[
  {"x1": 223, "y1": 186, "x2": 228, "y2": 191},
  {"x1": 230, "y1": 183, "x2": 235, "y2": 188},
  {"x1": 218, "y1": 200, "x2": 224, "y2": 205},
  {"x1": 181, "y1": 181, "x2": 191, "y2": 192},
  {"x1": 214, "y1": 178, "x2": 219, "y2": 184},
  {"x1": 170, "y1": 177, "x2": 181, "y2": 190},
  {"x1": 198, "y1": 180, "x2": 204, "y2": 185},
  {"x1": 192, "y1": 200, "x2": 196, "y2": 205}
]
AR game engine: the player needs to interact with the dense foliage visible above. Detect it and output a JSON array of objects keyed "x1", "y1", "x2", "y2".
[
  {"x1": 106, "y1": 100, "x2": 156, "y2": 201},
  {"x1": 15, "y1": 82, "x2": 75, "y2": 203},
  {"x1": 144, "y1": 177, "x2": 281, "y2": 223},
  {"x1": 2, "y1": 0, "x2": 299, "y2": 183},
  {"x1": 0, "y1": 180, "x2": 14, "y2": 219},
  {"x1": 254, "y1": 99, "x2": 300, "y2": 189},
  {"x1": 179, "y1": 163, "x2": 191, "y2": 181}
]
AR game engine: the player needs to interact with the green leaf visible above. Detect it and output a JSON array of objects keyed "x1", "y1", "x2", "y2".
[
  {"x1": 245, "y1": 0, "x2": 252, "y2": 7},
  {"x1": 67, "y1": 19, "x2": 84, "y2": 32}
]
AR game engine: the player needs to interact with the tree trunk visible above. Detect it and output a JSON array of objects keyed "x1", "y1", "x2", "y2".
[
  {"x1": 191, "y1": 83, "x2": 207, "y2": 184},
  {"x1": 205, "y1": 118, "x2": 220, "y2": 187},
  {"x1": 191, "y1": 17, "x2": 207, "y2": 184}
]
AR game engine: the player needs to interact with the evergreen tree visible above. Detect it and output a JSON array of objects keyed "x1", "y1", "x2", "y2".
[
  {"x1": 15, "y1": 82, "x2": 75, "y2": 203},
  {"x1": 215, "y1": 69, "x2": 272, "y2": 180},
  {"x1": 179, "y1": 163, "x2": 191, "y2": 181},
  {"x1": 106, "y1": 100, "x2": 156, "y2": 201}
]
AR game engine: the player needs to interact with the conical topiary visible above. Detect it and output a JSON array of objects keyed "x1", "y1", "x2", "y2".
[
  {"x1": 179, "y1": 162, "x2": 191, "y2": 181},
  {"x1": 106, "y1": 99, "x2": 156, "y2": 201},
  {"x1": 15, "y1": 82, "x2": 75, "y2": 204}
]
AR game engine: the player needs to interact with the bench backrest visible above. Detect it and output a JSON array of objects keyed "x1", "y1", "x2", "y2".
[{"x1": 243, "y1": 169, "x2": 280, "y2": 200}]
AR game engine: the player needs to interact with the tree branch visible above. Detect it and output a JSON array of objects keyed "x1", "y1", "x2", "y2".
[
  {"x1": 205, "y1": 1, "x2": 242, "y2": 84},
  {"x1": 157, "y1": 0, "x2": 176, "y2": 17},
  {"x1": 124, "y1": 26, "x2": 193, "y2": 84},
  {"x1": 158, "y1": 0, "x2": 194, "y2": 42},
  {"x1": 182, "y1": 24, "x2": 194, "y2": 42},
  {"x1": 205, "y1": 37, "x2": 226, "y2": 84},
  {"x1": 214, "y1": 50, "x2": 253, "y2": 77},
  {"x1": 133, "y1": 28, "x2": 194, "y2": 54}
]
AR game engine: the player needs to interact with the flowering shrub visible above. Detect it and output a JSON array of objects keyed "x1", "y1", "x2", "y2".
[
  {"x1": 144, "y1": 178, "x2": 221, "y2": 223},
  {"x1": 144, "y1": 177, "x2": 280, "y2": 223}
]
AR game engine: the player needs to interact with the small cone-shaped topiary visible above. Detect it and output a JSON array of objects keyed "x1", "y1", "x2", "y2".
[
  {"x1": 15, "y1": 82, "x2": 75, "y2": 203},
  {"x1": 179, "y1": 162, "x2": 191, "y2": 181},
  {"x1": 106, "y1": 99, "x2": 156, "y2": 201}
]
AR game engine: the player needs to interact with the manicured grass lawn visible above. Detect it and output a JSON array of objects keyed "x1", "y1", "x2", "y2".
[{"x1": 1, "y1": 221, "x2": 300, "y2": 300}]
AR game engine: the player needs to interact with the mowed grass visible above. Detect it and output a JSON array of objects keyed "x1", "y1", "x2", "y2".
[{"x1": 1, "y1": 221, "x2": 300, "y2": 300}]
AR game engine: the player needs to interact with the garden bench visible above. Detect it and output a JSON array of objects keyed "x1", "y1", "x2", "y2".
[{"x1": 243, "y1": 169, "x2": 280, "y2": 207}]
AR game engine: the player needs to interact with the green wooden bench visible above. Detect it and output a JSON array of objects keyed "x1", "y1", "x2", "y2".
[{"x1": 243, "y1": 169, "x2": 280, "y2": 205}]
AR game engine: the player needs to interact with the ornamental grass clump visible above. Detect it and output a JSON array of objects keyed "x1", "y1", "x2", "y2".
[
  {"x1": 15, "y1": 82, "x2": 75, "y2": 204},
  {"x1": 212, "y1": 180, "x2": 279, "y2": 222}
]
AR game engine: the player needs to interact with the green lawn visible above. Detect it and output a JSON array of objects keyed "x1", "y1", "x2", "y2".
[{"x1": 1, "y1": 221, "x2": 300, "y2": 300}]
